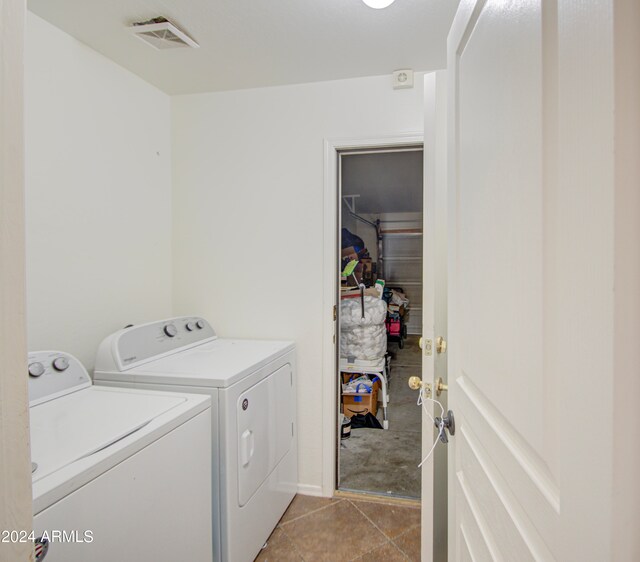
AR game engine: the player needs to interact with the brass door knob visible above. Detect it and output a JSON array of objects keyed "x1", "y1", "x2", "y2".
[
  {"x1": 436, "y1": 377, "x2": 448, "y2": 397},
  {"x1": 436, "y1": 336, "x2": 447, "y2": 354},
  {"x1": 408, "y1": 376, "x2": 423, "y2": 390}
]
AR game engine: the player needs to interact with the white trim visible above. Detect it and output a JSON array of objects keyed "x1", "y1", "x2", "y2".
[
  {"x1": 0, "y1": 0, "x2": 32, "y2": 557},
  {"x1": 339, "y1": 146, "x2": 424, "y2": 157},
  {"x1": 297, "y1": 483, "x2": 324, "y2": 498},
  {"x1": 321, "y1": 132, "x2": 423, "y2": 498},
  {"x1": 612, "y1": 1, "x2": 640, "y2": 555}
]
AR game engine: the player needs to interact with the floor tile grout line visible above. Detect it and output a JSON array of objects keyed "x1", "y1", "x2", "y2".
[
  {"x1": 276, "y1": 524, "x2": 308, "y2": 562},
  {"x1": 342, "y1": 499, "x2": 391, "y2": 561},
  {"x1": 390, "y1": 540, "x2": 412, "y2": 561},
  {"x1": 279, "y1": 498, "x2": 389, "y2": 562},
  {"x1": 350, "y1": 539, "x2": 409, "y2": 562},
  {"x1": 270, "y1": 497, "x2": 416, "y2": 562},
  {"x1": 393, "y1": 523, "x2": 421, "y2": 538},
  {"x1": 348, "y1": 499, "x2": 401, "y2": 543},
  {"x1": 279, "y1": 498, "x2": 344, "y2": 527},
  {"x1": 389, "y1": 524, "x2": 421, "y2": 561},
  {"x1": 386, "y1": 539, "x2": 412, "y2": 561},
  {"x1": 349, "y1": 499, "x2": 417, "y2": 561},
  {"x1": 349, "y1": 496, "x2": 421, "y2": 525}
]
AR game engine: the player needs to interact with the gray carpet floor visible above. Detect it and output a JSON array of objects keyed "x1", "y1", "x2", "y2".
[{"x1": 339, "y1": 335, "x2": 423, "y2": 499}]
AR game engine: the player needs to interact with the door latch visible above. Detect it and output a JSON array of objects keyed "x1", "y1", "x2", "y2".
[
  {"x1": 408, "y1": 376, "x2": 432, "y2": 398},
  {"x1": 418, "y1": 337, "x2": 433, "y2": 356}
]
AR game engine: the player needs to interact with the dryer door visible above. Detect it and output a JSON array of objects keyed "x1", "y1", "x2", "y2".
[{"x1": 237, "y1": 364, "x2": 293, "y2": 507}]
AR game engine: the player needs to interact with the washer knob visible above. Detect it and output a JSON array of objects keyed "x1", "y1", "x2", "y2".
[
  {"x1": 28, "y1": 362, "x2": 45, "y2": 377},
  {"x1": 52, "y1": 356, "x2": 70, "y2": 372},
  {"x1": 185, "y1": 322, "x2": 196, "y2": 332},
  {"x1": 195, "y1": 320, "x2": 205, "y2": 330},
  {"x1": 164, "y1": 324, "x2": 178, "y2": 337}
]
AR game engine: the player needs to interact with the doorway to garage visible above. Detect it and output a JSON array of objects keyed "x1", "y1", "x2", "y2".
[{"x1": 337, "y1": 145, "x2": 424, "y2": 499}]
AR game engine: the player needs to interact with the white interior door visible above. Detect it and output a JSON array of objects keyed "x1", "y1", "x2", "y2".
[{"x1": 446, "y1": 0, "x2": 622, "y2": 560}]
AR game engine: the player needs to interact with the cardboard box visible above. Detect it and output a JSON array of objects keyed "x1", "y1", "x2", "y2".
[
  {"x1": 340, "y1": 287, "x2": 379, "y2": 299},
  {"x1": 341, "y1": 375, "x2": 380, "y2": 417},
  {"x1": 341, "y1": 373, "x2": 382, "y2": 386},
  {"x1": 342, "y1": 386, "x2": 378, "y2": 417},
  {"x1": 359, "y1": 258, "x2": 374, "y2": 285},
  {"x1": 341, "y1": 246, "x2": 359, "y2": 262}
]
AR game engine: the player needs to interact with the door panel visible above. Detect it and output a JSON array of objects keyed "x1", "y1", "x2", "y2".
[
  {"x1": 457, "y1": 0, "x2": 547, "y2": 463},
  {"x1": 457, "y1": 424, "x2": 551, "y2": 560},
  {"x1": 448, "y1": 0, "x2": 619, "y2": 560},
  {"x1": 237, "y1": 364, "x2": 293, "y2": 507},
  {"x1": 448, "y1": 1, "x2": 558, "y2": 558},
  {"x1": 237, "y1": 376, "x2": 270, "y2": 506}
]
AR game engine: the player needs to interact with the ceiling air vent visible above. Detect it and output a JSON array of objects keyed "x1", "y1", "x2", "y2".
[{"x1": 131, "y1": 17, "x2": 199, "y2": 50}]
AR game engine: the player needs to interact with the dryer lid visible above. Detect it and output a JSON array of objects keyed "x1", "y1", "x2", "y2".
[
  {"x1": 30, "y1": 386, "x2": 185, "y2": 482},
  {"x1": 110, "y1": 338, "x2": 295, "y2": 388}
]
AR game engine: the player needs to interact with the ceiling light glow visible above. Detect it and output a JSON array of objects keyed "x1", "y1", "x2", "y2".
[{"x1": 362, "y1": 0, "x2": 396, "y2": 9}]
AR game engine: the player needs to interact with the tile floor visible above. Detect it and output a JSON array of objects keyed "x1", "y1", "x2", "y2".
[{"x1": 256, "y1": 494, "x2": 421, "y2": 562}]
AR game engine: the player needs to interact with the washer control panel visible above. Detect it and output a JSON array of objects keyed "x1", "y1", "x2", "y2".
[
  {"x1": 28, "y1": 351, "x2": 91, "y2": 406},
  {"x1": 104, "y1": 316, "x2": 216, "y2": 371}
]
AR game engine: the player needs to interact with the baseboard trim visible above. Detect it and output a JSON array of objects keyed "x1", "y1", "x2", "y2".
[{"x1": 297, "y1": 483, "x2": 325, "y2": 497}]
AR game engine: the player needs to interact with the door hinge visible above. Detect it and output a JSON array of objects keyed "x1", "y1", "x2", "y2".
[{"x1": 333, "y1": 305, "x2": 337, "y2": 321}]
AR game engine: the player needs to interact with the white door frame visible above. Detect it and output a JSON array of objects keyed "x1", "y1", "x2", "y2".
[
  {"x1": 0, "y1": 0, "x2": 32, "y2": 559},
  {"x1": 422, "y1": 70, "x2": 449, "y2": 561},
  {"x1": 321, "y1": 132, "x2": 423, "y2": 497}
]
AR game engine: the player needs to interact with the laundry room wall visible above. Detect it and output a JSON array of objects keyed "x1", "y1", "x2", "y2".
[
  {"x1": 25, "y1": 13, "x2": 173, "y2": 370},
  {"x1": 171, "y1": 75, "x2": 425, "y2": 493}
]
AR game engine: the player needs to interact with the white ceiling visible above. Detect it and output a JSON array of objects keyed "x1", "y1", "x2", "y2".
[
  {"x1": 342, "y1": 150, "x2": 423, "y2": 214},
  {"x1": 27, "y1": 0, "x2": 459, "y2": 95}
]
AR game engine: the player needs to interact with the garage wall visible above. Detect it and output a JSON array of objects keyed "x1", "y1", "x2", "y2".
[
  {"x1": 172, "y1": 75, "x2": 425, "y2": 492},
  {"x1": 25, "y1": 13, "x2": 173, "y2": 370}
]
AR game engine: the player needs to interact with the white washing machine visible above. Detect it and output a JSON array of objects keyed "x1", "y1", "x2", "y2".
[
  {"x1": 28, "y1": 350, "x2": 213, "y2": 562},
  {"x1": 93, "y1": 316, "x2": 297, "y2": 562}
]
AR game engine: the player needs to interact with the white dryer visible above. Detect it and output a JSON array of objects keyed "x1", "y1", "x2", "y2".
[
  {"x1": 28, "y1": 350, "x2": 212, "y2": 562},
  {"x1": 93, "y1": 316, "x2": 297, "y2": 562}
]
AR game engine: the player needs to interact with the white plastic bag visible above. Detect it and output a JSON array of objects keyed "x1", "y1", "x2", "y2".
[
  {"x1": 341, "y1": 375, "x2": 373, "y2": 394},
  {"x1": 339, "y1": 324, "x2": 387, "y2": 360},
  {"x1": 340, "y1": 296, "x2": 387, "y2": 329}
]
